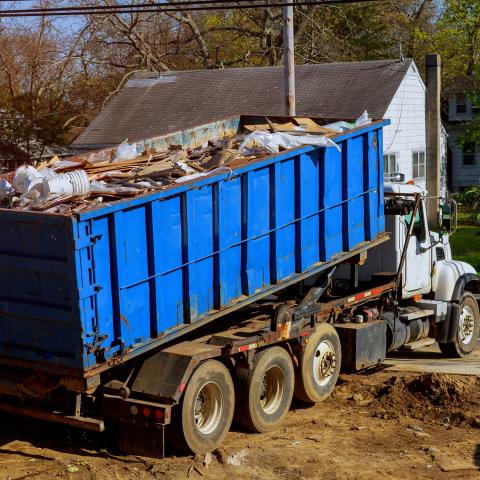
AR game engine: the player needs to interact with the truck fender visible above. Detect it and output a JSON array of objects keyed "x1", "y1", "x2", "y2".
[
  {"x1": 451, "y1": 273, "x2": 480, "y2": 303},
  {"x1": 433, "y1": 261, "x2": 477, "y2": 302},
  {"x1": 130, "y1": 341, "x2": 222, "y2": 403},
  {"x1": 435, "y1": 274, "x2": 480, "y2": 344}
]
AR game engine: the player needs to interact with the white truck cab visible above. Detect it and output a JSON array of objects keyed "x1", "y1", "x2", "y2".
[
  {"x1": 384, "y1": 182, "x2": 476, "y2": 300},
  {"x1": 342, "y1": 181, "x2": 480, "y2": 357}
]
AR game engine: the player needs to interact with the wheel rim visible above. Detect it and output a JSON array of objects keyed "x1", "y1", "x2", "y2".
[
  {"x1": 194, "y1": 381, "x2": 223, "y2": 435},
  {"x1": 458, "y1": 305, "x2": 475, "y2": 345},
  {"x1": 259, "y1": 366, "x2": 284, "y2": 414},
  {"x1": 312, "y1": 340, "x2": 336, "y2": 387}
]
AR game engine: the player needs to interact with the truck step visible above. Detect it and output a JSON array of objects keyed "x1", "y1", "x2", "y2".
[
  {"x1": 399, "y1": 309, "x2": 434, "y2": 321},
  {"x1": 401, "y1": 338, "x2": 436, "y2": 351}
]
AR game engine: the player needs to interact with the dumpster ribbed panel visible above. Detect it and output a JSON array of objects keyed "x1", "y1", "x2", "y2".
[{"x1": 0, "y1": 212, "x2": 81, "y2": 367}]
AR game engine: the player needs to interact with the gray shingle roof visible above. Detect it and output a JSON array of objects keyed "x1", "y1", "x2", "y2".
[{"x1": 74, "y1": 59, "x2": 413, "y2": 148}]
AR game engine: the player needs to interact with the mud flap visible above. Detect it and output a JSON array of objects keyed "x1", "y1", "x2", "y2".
[
  {"x1": 436, "y1": 303, "x2": 460, "y2": 344},
  {"x1": 131, "y1": 341, "x2": 221, "y2": 402},
  {"x1": 118, "y1": 421, "x2": 166, "y2": 458}
]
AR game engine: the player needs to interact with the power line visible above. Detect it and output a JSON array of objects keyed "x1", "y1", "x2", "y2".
[{"x1": 0, "y1": 0, "x2": 382, "y2": 17}]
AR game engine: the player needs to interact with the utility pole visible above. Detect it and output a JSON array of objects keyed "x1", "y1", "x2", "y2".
[
  {"x1": 425, "y1": 54, "x2": 441, "y2": 229},
  {"x1": 283, "y1": 0, "x2": 296, "y2": 116}
]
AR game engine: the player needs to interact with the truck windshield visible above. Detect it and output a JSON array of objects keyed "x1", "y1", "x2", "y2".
[{"x1": 404, "y1": 204, "x2": 426, "y2": 242}]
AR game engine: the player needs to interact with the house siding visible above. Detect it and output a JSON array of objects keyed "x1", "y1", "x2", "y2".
[
  {"x1": 448, "y1": 125, "x2": 480, "y2": 191},
  {"x1": 382, "y1": 63, "x2": 427, "y2": 189}
]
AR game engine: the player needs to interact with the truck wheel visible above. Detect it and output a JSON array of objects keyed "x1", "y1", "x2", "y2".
[
  {"x1": 234, "y1": 346, "x2": 294, "y2": 433},
  {"x1": 439, "y1": 292, "x2": 480, "y2": 358},
  {"x1": 294, "y1": 323, "x2": 341, "y2": 404},
  {"x1": 172, "y1": 360, "x2": 234, "y2": 454}
]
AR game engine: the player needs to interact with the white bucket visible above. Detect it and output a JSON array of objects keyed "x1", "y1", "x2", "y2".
[
  {"x1": 64, "y1": 170, "x2": 90, "y2": 195},
  {"x1": 13, "y1": 165, "x2": 44, "y2": 194},
  {"x1": 37, "y1": 167, "x2": 58, "y2": 180},
  {"x1": 41, "y1": 170, "x2": 90, "y2": 197}
]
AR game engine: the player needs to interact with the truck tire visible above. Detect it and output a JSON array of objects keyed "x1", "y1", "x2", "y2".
[
  {"x1": 171, "y1": 360, "x2": 234, "y2": 454},
  {"x1": 234, "y1": 346, "x2": 294, "y2": 433},
  {"x1": 294, "y1": 323, "x2": 341, "y2": 404},
  {"x1": 439, "y1": 292, "x2": 480, "y2": 358}
]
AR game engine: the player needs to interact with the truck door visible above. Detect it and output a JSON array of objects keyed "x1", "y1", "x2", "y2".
[{"x1": 403, "y1": 201, "x2": 432, "y2": 295}]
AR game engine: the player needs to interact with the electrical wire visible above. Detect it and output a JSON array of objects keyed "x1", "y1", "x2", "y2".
[{"x1": 0, "y1": 0, "x2": 383, "y2": 17}]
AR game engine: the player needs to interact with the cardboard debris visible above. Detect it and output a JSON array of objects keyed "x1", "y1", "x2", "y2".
[{"x1": 0, "y1": 116, "x2": 346, "y2": 215}]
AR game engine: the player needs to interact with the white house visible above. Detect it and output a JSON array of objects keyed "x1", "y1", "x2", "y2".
[
  {"x1": 382, "y1": 61, "x2": 447, "y2": 194},
  {"x1": 73, "y1": 59, "x2": 446, "y2": 193},
  {"x1": 444, "y1": 79, "x2": 480, "y2": 191}
]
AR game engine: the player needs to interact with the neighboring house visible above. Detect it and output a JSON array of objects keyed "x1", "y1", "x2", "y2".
[
  {"x1": 0, "y1": 140, "x2": 29, "y2": 174},
  {"x1": 444, "y1": 78, "x2": 480, "y2": 191},
  {"x1": 0, "y1": 142, "x2": 73, "y2": 174},
  {"x1": 74, "y1": 59, "x2": 446, "y2": 192}
]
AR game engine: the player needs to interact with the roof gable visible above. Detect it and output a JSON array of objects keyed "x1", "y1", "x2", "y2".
[{"x1": 74, "y1": 59, "x2": 412, "y2": 148}]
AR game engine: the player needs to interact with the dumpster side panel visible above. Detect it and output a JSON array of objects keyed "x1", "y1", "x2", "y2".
[
  {"x1": 186, "y1": 186, "x2": 215, "y2": 321},
  {"x1": 0, "y1": 212, "x2": 82, "y2": 369},
  {"x1": 297, "y1": 150, "x2": 321, "y2": 272},
  {"x1": 151, "y1": 196, "x2": 184, "y2": 331},
  {"x1": 218, "y1": 177, "x2": 242, "y2": 307},
  {"x1": 245, "y1": 167, "x2": 271, "y2": 295},
  {"x1": 343, "y1": 135, "x2": 366, "y2": 251},
  {"x1": 377, "y1": 129, "x2": 386, "y2": 233},
  {"x1": 74, "y1": 123, "x2": 387, "y2": 372},
  {"x1": 320, "y1": 146, "x2": 343, "y2": 261},
  {"x1": 274, "y1": 158, "x2": 296, "y2": 280}
]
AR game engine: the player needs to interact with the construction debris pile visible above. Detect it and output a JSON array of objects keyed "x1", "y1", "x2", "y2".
[{"x1": 0, "y1": 114, "x2": 371, "y2": 215}]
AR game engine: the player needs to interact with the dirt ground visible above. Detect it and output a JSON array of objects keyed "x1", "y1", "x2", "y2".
[{"x1": 0, "y1": 370, "x2": 479, "y2": 480}]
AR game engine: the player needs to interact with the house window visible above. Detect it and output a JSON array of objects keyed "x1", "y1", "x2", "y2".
[
  {"x1": 463, "y1": 142, "x2": 476, "y2": 166},
  {"x1": 383, "y1": 153, "x2": 399, "y2": 175},
  {"x1": 412, "y1": 151, "x2": 426, "y2": 178},
  {"x1": 473, "y1": 98, "x2": 480, "y2": 116},
  {"x1": 456, "y1": 94, "x2": 467, "y2": 114}
]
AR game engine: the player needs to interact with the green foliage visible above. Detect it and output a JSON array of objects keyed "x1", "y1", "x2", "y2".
[
  {"x1": 456, "y1": 187, "x2": 480, "y2": 225},
  {"x1": 450, "y1": 226, "x2": 480, "y2": 273},
  {"x1": 432, "y1": 0, "x2": 480, "y2": 148},
  {"x1": 456, "y1": 187, "x2": 480, "y2": 206},
  {"x1": 433, "y1": 0, "x2": 480, "y2": 82}
]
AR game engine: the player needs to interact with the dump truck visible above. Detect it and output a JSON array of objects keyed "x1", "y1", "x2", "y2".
[{"x1": 0, "y1": 116, "x2": 478, "y2": 457}]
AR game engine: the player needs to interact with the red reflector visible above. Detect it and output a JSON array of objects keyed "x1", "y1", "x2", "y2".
[
  {"x1": 154, "y1": 409, "x2": 163, "y2": 421},
  {"x1": 142, "y1": 407, "x2": 151, "y2": 418},
  {"x1": 239, "y1": 345, "x2": 250, "y2": 352},
  {"x1": 371, "y1": 287, "x2": 383, "y2": 295},
  {"x1": 179, "y1": 383, "x2": 186, "y2": 393},
  {"x1": 355, "y1": 293, "x2": 364, "y2": 300}
]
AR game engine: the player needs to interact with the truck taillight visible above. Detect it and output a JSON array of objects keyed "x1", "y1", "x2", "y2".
[
  {"x1": 154, "y1": 409, "x2": 163, "y2": 421},
  {"x1": 130, "y1": 405, "x2": 138, "y2": 415},
  {"x1": 142, "y1": 407, "x2": 151, "y2": 418}
]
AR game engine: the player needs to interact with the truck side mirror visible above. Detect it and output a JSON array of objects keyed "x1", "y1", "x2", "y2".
[
  {"x1": 440, "y1": 202, "x2": 451, "y2": 232},
  {"x1": 440, "y1": 200, "x2": 458, "y2": 235}
]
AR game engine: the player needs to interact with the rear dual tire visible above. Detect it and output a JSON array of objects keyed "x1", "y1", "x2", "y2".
[
  {"x1": 172, "y1": 325, "x2": 342, "y2": 452},
  {"x1": 234, "y1": 346, "x2": 295, "y2": 433},
  {"x1": 171, "y1": 360, "x2": 234, "y2": 454},
  {"x1": 294, "y1": 323, "x2": 341, "y2": 404}
]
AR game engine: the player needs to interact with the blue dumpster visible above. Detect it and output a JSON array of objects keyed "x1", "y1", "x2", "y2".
[{"x1": 0, "y1": 116, "x2": 388, "y2": 376}]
